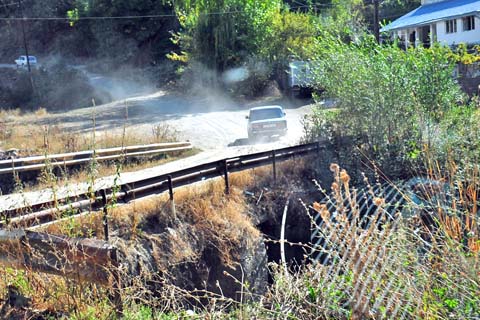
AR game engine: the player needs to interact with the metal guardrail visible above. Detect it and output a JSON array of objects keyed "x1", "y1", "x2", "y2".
[
  {"x1": 0, "y1": 142, "x2": 322, "y2": 229},
  {"x1": 0, "y1": 142, "x2": 192, "y2": 174}
]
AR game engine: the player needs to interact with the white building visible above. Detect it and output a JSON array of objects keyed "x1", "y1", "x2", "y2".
[{"x1": 381, "y1": 0, "x2": 480, "y2": 48}]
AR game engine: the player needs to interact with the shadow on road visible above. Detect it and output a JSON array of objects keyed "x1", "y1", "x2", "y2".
[
  {"x1": 29, "y1": 90, "x2": 316, "y2": 137},
  {"x1": 228, "y1": 136, "x2": 282, "y2": 147},
  {"x1": 228, "y1": 138, "x2": 250, "y2": 147}
]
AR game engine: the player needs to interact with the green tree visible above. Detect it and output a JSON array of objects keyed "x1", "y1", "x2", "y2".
[
  {"x1": 172, "y1": 0, "x2": 281, "y2": 72},
  {"x1": 305, "y1": 35, "x2": 465, "y2": 173},
  {"x1": 262, "y1": 10, "x2": 319, "y2": 63},
  {"x1": 76, "y1": 0, "x2": 176, "y2": 64}
]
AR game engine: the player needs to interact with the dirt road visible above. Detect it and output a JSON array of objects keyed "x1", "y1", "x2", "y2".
[
  {"x1": 0, "y1": 81, "x2": 324, "y2": 209},
  {"x1": 2, "y1": 64, "x2": 320, "y2": 150},
  {"x1": 32, "y1": 89, "x2": 321, "y2": 150},
  {"x1": 0, "y1": 64, "x2": 15, "y2": 69}
]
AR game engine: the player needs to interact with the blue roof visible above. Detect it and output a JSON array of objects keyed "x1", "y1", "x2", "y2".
[{"x1": 381, "y1": 0, "x2": 480, "y2": 32}]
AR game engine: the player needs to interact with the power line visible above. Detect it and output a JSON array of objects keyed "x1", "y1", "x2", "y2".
[
  {"x1": 0, "y1": 13, "x2": 178, "y2": 21},
  {"x1": 0, "y1": 3, "x2": 333, "y2": 21},
  {"x1": 290, "y1": 0, "x2": 334, "y2": 8}
]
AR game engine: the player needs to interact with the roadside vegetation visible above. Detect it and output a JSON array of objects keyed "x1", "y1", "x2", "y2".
[
  {"x1": 0, "y1": 62, "x2": 108, "y2": 111},
  {"x1": 0, "y1": 0, "x2": 419, "y2": 109},
  {"x1": 1, "y1": 111, "x2": 178, "y2": 155},
  {"x1": 0, "y1": 108, "x2": 192, "y2": 194},
  {"x1": 305, "y1": 37, "x2": 480, "y2": 176},
  {"x1": 1, "y1": 160, "x2": 478, "y2": 319},
  {"x1": 299, "y1": 10, "x2": 480, "y2": 320},
  {"x1": 0, "y1": 0, "x2": 479, "y2": 319}
]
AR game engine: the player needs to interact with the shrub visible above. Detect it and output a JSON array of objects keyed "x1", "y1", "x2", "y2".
[
  {"x1": 305, "y1": 36, "x2": 466, "y2": 176},
  {"x1": 0, "y1": 65, "x2": 102, "y2": 111}
]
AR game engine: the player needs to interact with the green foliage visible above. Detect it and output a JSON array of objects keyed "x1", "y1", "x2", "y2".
[
  {"x1": 5, "y1": 268, "x2": 34, "y2": 297},
  {"x1": 306, "y1": 35, "x2": 466, "y2": 173},
  {"x1": 437, "y1": 103, "x2": 480, "y2": 164},
  {"x1": 378, "y1": 0, "x2": 421, "y2": 25},
  {"x1": 0, "y1": 64, "x2": 101, "y2": 110},
  {"x1": 447, "y1": 43, "x2": 480, "y2": 65},
  {"x1": 329, "y1": 0, "x2": 365, "y2": 30},
  {"x1": 261, "y1": 10, "x2": 319, "y2": 63},
  {"x1": 172, "y1": 0, "x2": 281, "y2": 71},
  {"x1": 67, "y1": 8, "x2": 80, "y2": 27},
  {"x1": 123, "y1": 305, "x2": 154, "y2": 320}
]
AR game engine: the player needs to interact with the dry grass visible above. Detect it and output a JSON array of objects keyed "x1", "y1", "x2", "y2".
[
  {"x1": 269, "y1": 163, "x2": 480, "y2": 320},
  {"x1": 423, "y1": 158, "x2": 480, "y2": 253},
  {"x1": 17, "y1": 148, "x2": 198, "y2": 194},
  {"x1": 0, "y1": 122, "x2": 178, "y2": 156},
  {"x1": 1, "y1": 158, "x2": 478, "y2": 319},
  {"x1": 43, "y1": 170, "x2": 258, "y2": 242},
  {"x1": 1, "y1": 105, "x2": 178, "y2": 155},
  {"x1": 0, "y1": 112, "x2": 192, "y2": 193},
  {"x1": 0, "y1": 108, "x2": 23, "y2": 121},
  {"x1": 39, "y1": 158, "x2": 303, "y2": 238},
  {"x1": 16, "y1": 170, "x2": 264, "y2": 318}
]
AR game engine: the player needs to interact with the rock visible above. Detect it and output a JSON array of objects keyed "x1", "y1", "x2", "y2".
[
  {"x1": 113, "y1": 218, "x2": 268, "y2": 304},
  {"x1": 0, "y1": 148, "x2": 19, "y2": 160},
  {"x1": 5, "y1": 285, "x2": 31, "y2": 308}
]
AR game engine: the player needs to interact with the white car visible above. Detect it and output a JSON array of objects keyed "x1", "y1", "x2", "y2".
[
  {"x1": 15, "y1": 55, "x2": 37, "y2": 68},
  {"x1": 246, "y1": 105, "x2": 287, "y2": 140}
]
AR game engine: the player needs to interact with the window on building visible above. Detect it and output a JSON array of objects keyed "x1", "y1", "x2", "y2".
[
  {"x1": 446, "y1": 19, "x2": 457, "y2": 33},
  {"x1": 463, "y1": 16, "x2": 475, "y2": 31}
]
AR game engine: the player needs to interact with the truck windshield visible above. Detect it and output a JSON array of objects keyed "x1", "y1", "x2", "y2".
[{"x1": 250, "y1": 108, "x2": 283, "y2": 121}]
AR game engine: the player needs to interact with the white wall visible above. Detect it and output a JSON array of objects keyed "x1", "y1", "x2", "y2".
[
  {"x1": 436, "y1": 16, "x2": 480, "y2": 46},
  {"x1": 422, "y1": 0, "x2": 446, "y2": 4}
]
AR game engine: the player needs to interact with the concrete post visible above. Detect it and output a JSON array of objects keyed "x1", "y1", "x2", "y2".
[
  {"x1": 415, "y1": 27, "x2": 421, "y2": 47},
  {"x1": 430, "y1": 23, "x2": 437, "y2": 44},
  {"x1": 405, "y1": 29, "x2": 410, "y2": 49}
]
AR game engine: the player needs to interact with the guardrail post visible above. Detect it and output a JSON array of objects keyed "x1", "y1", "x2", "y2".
[
  {"x1": 110, "y1": 247, "x2": 123, "y2": 316},
  {"x1": 272, "y1": 150, "x2": 277, "y2": 184},
  {"x1": 101, "y1": 189, "x2": 109, "y2": 242},
  {"x1": 223, "y1": 160, "x2": 230, "y2": 195},
  {"x1": 167, "y1": 175, "x2": 176, "y2": 220}
]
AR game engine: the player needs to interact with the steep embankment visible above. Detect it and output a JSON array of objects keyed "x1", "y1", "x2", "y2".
[
  {"x1": 0, "y1": 66, "x2": 103, "y2": 110},
  {"x1": 37, "y1": 159, "x2": 320, "y2": 307}
]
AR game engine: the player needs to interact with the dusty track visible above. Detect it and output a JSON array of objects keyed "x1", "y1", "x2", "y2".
[
  {"x1": 25, "y1": 88, "x2": 318, "y2": 150},
  {"x1": 0, "y1": 74, "x2": 324, "y2": 210}
]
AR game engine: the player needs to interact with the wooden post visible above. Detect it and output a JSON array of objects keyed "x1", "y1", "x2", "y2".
[
  {"x1": 110, "y1": 247, "x2": 123, "y2": 315},
  {"x1": 373, "y1": 0, "x2": 380, "y2": 43},
  {"x1": 167, "y1": 175, "x2": 176, "y2": 220},
  {"x1": 101, "y1": 189, "x2": 109, "y2": 242},
  {"x1": 223, "y1": 160, "x2": 230, "y2": 195},
  {"x1": 272, "y1": 150, "x2": 277, "y2": 183}
]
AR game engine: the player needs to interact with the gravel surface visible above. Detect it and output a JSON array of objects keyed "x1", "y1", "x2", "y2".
[
  {"x1": 0, "y1": 72, "x2": 328, "y2": 210},
  {"x1": 29, "y1": 89, "x2": 319, "y2": 150},
  {"x1": 0, "y1": 143, "x2": 308, "y2": 212}
]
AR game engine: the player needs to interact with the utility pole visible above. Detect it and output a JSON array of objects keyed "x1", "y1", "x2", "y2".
[
  {"x1": 373, "y1": 0, "x2": 380, "y2": 43},
  {"x1": 18, "y1": 1, "x2": 31, "y2": 72}
]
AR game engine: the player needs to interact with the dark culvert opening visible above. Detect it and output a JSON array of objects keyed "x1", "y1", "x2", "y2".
[{"x1": 256, "y1": 192, "x2": 314, "y2": 283}]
